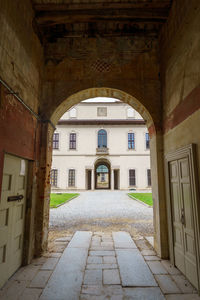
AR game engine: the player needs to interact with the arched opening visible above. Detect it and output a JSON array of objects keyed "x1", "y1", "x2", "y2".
[
  {"x1": 50, "y1": 88, "x2": 154, "y2": 128},
  {"x1": 95, "y1": 160, "x2": 111, "y2": 189},
  {"x1": 37, "y1": 87, "x2": 168, "y2": 263}
]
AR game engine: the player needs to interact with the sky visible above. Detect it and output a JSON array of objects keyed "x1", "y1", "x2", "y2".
[{"x1": 82, "y1": 97, "x2": 120, "y2": 102}]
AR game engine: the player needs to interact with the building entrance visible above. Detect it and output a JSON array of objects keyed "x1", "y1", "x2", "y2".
[{"x1": 95, "y1": 162, "x2": 110, "y2": 189}]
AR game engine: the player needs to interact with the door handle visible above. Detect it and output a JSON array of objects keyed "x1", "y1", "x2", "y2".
[
  {"x1": 180, "y1": 208, "x2": 185, "y2": 225},
  {"x1": 7, "y1": 195, "x2": 24, "y2": 202}
]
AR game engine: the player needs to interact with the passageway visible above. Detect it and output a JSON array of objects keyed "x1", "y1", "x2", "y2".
[{"x1": 0, "y1": 231, "x2": 199, "y2": 299}]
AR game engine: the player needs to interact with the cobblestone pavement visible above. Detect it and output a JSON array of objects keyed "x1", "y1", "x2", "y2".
[
  {"x1": 1, "y1": 231, "x2": 199, "y2": 300},
  {"x1": 49, "y1": 191, "x2": 153, "y2": 236}
]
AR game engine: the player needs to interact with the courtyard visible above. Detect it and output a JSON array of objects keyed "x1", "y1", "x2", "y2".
[{"x1": 49, "y1": 191, "x2": 154, "y2": 237}]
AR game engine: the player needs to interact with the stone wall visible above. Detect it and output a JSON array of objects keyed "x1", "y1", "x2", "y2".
[
  {"x1": 0, "y1": 0, "x2": 44, "y2": 261},
  {"x1": 160, "y1": 0, "x2": 200, "y2": 169},
  {"x1": 41, "y1": 36, "x2": 161, "y2": 130}
]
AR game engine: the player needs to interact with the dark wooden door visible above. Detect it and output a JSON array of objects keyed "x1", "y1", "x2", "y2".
[
  {"x1": 87, "y1": 170, "x2": 91, "y2": 190},
  {"x1": 114, "y1": 170, "x2": 119, "y2": 190}
]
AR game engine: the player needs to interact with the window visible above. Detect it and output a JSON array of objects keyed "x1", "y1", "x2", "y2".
[
  {"x1": 147, "y1": 169, "x2": 151, "y2": 186},
  {"x1": 128, "y1": 133, "x2": 135, "y2": 149},
  {"x1": 98, "y1": 129, "x2": 107, "y2": 148},
  {"x1": 53, "y1": 133, "x2": 59, "y2": 149},
  {"x1": 129, "y1": 169, "x2": 136, "y2": 186},
  {"x1": 101, "y1": 173, "x2": 105, "y2": 182},
  {"x1": 127, "y1": 108, "x2": 134, "y2": 118},
  {"x1": 69, "y1": 108, "x2": 77, "y2": 118},
  {"x1": 50, "y1": 169, "x2": 58, "y2": 187},
  {"x1": 97, "y1": 107, "x2": 107, "y2": 117},
  {"x1": 68, "y1": 169, "x2": 75, "y2": 187},
  {"x1": 145, "y1": 133, "x2": 150, "y2": 149},
  {"x1": 69, "y1": 133, "x2": 76, "y2": 149}
]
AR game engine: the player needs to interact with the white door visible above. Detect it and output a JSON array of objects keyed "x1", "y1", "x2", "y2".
[
  {"x1": 169, "y1": 157, "x2": 198, "y2": 288},
  {"x1": 0, "y1": 154, "x2": 27, "y2": 288}
]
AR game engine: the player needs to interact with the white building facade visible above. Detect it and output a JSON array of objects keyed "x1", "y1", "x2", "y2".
[{"x1": 51, "y1": 100, "x2": 151, "y2": 191}]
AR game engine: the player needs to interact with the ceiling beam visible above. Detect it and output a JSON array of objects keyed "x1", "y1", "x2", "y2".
[
  {"x1": 33, "y1": 2, "x2": 171, "y2": 12},
  {"x1": 35, "y1": 8, "x2": 169, "y2": 26}
]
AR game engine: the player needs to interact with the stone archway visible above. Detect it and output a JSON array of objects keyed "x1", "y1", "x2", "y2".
[
  {"x1": 95, "y1": 159, "x2": 111, "y2": 190},
  {"x1": 50, "y1": 87, "x2": 154, "y2": 130},
  {"x1": 36, "y1": 87, "x2": 168, "y2": 260}
]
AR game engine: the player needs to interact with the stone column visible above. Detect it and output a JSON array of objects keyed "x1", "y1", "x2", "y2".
[
  {"x1": 91, "y1": 168, "x2": 95, "y2": 190},
  {"x1": 150, "y1": 132, "x2": 169, "y2": 259},
  {"x1": 111, "y1": 169, "x2": 114, "y2": 190},
  {"x1": 35, "y1": 122, "x2": 53, "y2": 256}
]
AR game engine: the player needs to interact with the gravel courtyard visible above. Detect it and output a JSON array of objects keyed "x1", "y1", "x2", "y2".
[{"x1": 49, "y1": 191, "x2": 154, "y2": 237}]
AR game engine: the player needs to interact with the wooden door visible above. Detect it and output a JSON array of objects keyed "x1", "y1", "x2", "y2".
[
  {"x1": 114, "y1": 170, "x2": 119, "y2": 190},
  {"x1": 0, "y1": 154, "x2": 27, "y2": 288},
  {"x1": 169, "y1": 157, "x2": 198, "y2": 288}
]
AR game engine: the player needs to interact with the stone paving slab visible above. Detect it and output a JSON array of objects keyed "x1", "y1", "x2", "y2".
[
  {"x1": 123, "y1": 287, "x2": 165, "y2": 300},
  {"x1": 83, "y1": 270, "x2": 102, "y2": 285},
  {"x1": 20, "y1": 288, "x2": 43, "y2": 300},
  {"x1": 155, "y1": 275, "x2": 181, "y2": 294},
  {"x1": 171, "y1": 274, "x2": 197, "y2": 293},
  {"x1": 147, "y1": 261, "x2": 168, "y2": 274},
  {"x1": 103, "y1": 269, "x2": 121, "y2": 285},
  {"x1": 40, "y1": 258, "x2": 59, "y2": 270},
  {"x1": 0, "y1": 279, "x2": 27, "y2": 300},
  {"x1": 112, "y1": 231, "x2": 137, "y2": 249},
  {"x1": 90, "y1": 250, "x2": 115, "y2": 256},
  {"x1": 141, "y1": 249, "x2": 156, "y2": 256},
  {"x1": 116, "y1": 249, "x2": 157, "y2": 287},
  {"x1": 15, "y1": 265, "x2": 40, "y2": 281},
  {"x1": 90, "y1": 247, "x2": 114, "y2": 251},
  {"x1": 80, "y1": 295, "x2": 109, "y2": 300},
  {"x1": 68, "y1": 231, "x2": 92, "y2": 248},
  {"x1": 82, "y1": 285, "x2": 123, "y2": 296},
  {"x1": 86, "y1": 263, "x2": 118, "y2": 270},
  {"x1": 103, "y1": 256, "x2": 117, "y2": 264},
  {"x1": 40, "y1": 232, "x2": 92, "y2": 300},
  {"x1": 29, "y1": 270, "x2": 52, "y2": 288},
  {"x1": 165, "y1": 295, "x2": 200, "y2": 300},
  {"x1": 161, "y1": 260, "x2": 181, "y2": 275},
  {"x1": 144, "y1": 255, "x2": 161, "y2": 261},
  {"x1": 88, "y1": 256, "x2": 103, "y2": 264}
]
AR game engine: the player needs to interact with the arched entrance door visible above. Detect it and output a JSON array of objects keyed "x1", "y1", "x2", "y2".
[{"x1": 95, "y1": 161, "x2": 110, "y2": 189}]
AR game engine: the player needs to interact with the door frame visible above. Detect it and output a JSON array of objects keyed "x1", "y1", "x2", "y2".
[
  {"x1": 165, "y1": 144, "x2": 200, "y2": 291},
  {"x1": 114, "y1": 169, "x2": 119, "y2": 190},
  {"x1": 95, "y1": 161, "x2": 111, "y2": 190},
  {"x1": 87, "y1": 170, "x2": 92, "y2": 190}
]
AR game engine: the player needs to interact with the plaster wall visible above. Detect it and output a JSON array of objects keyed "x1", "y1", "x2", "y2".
[
  {"x1": 62, "y1": 102, "x2": 142, "y2": 120},
  {"x1": 53, "y1": 124, "x2": 149, "y2": 156}
]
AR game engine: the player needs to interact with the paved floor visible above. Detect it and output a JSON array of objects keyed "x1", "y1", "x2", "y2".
[
  {"x1": 1, "y1": 231, "x2": 199, "y2": 300},
  {"x1": 50, "y1": 191, "x2": 153, "y2": 236}
]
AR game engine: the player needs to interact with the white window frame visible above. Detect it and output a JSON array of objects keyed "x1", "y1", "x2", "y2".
[
  {"x1": 128, "y1": 168, "x2": 137, "y2": 187},
  {"x1": 68, "y1": 168, "x2": 76, "y2": 187},
  {"x1": 126, "y1": 107, "x2": 135, "y2": 119},
  {"x1": 50, "y1": 168, "x2": 59, "y2": 188}
]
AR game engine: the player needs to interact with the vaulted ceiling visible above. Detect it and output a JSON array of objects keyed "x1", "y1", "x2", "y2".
[{"x1": 31, "y1": 0, "x2": 172, "y2": 43}]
